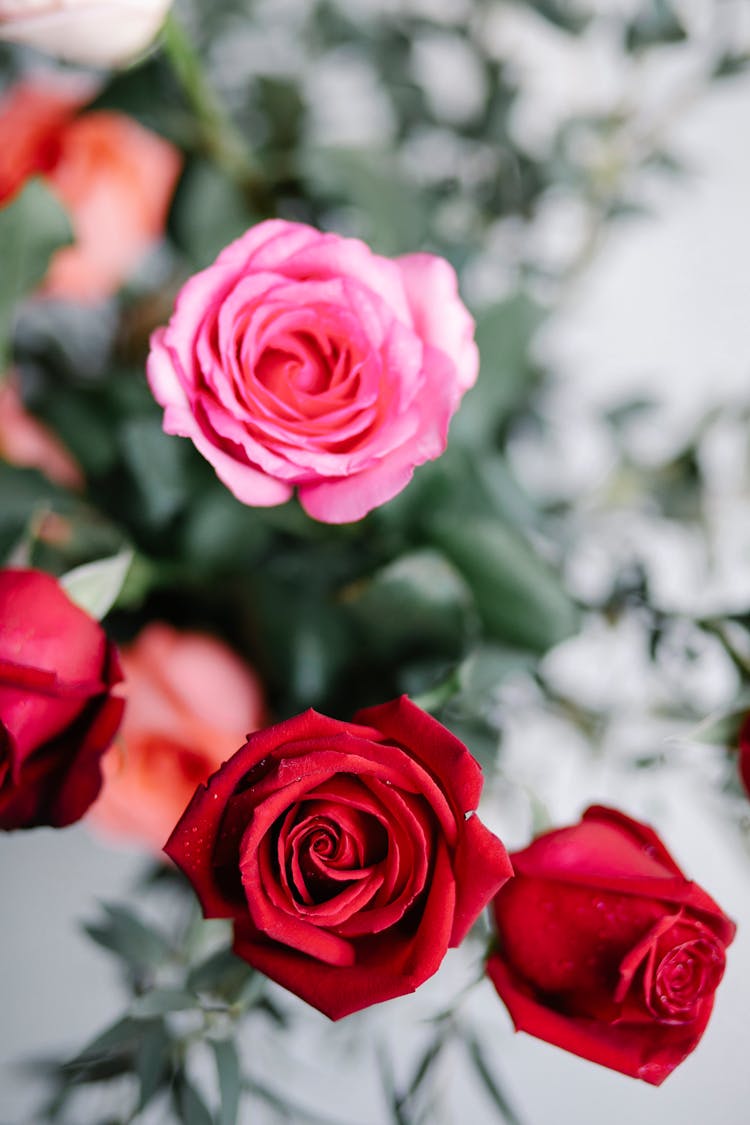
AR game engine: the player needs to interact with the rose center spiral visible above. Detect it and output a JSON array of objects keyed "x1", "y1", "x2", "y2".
[
  {"x1": 651, "y1": 936, "x2": 725, "y2": 1020},
  {"x1": 282, "y1": 801, "x2": 388, "y2": 906}
]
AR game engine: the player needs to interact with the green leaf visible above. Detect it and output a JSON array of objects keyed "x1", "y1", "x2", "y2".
[
  {"x1": 84, "y1": 902, "x2": 172, "y2": 968},
  {"x1": 180, "y1": 488, "x2": 272, "y2": 573},
  {"x1": 428, "y1": 513, "x2": 579, "y2": 653},
  {"x1": 175, "y1": 1072, "x2": 214, "y2": 1125},
  {"x1": 60, "y1": 549, "x2": 133, "y2": 620},
  {"x1": 187, "y1": 947, "x2": 255, "y2": 1004},
  {"x1": 66, "y1": 1017, "x2": 142, "y2": 1068},
  {"x1": 401, "y1": 1034, "x2": 445, "y2": 1114},
  {"x1": 0, "y1": 462, "x2": 70, "y2": 562},
  {"x1": 625, "y1": 0, "x2": 686, "y2": 50},
  {"x1": 683, "y1": 700, "x2": 750, "y2": 748},
  {"x1": 131, "y1": 989, "x2": 196, "y2": 1018},
  {"x1": 457, "y1": 644, "x2": 536, "y2": 703},
  {"x1": 212, "y1": 1038, "x2": 241, "y2": 1125},
  {"x1": 136, "y1": 1021, "x2": 172, "y2": 1110},
  {"x1": 29, "y1": 385, "x2": 119, "y2": 477},
  {"x1": 465, "y1": 1033, "x2": 525, "y2": 1125},
  {"x1": 343, "y1": 549, "x2": 474, "y2": 659},
  {"x1": 254, "y1": 576, "x2": 356, "y2": 708},
  {"x1": 712, "y1": 52, "x2": 750, "y2": 80},
  {"x1": 119, "y1": 415, "x2": 188, "y2": 525},
  {"x1": 0, "y1": 178, "x2": 72, "y2": 363}
]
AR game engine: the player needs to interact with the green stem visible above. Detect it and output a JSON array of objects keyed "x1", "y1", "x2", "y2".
[
  {"x1": 411, "y1": 670, "x2": 462, "y2": 714},
  {"x1": 701, "y1": 618, "x2": 750, "y2": 679},
  {"x1": 161, "y1": 13, "x2": 267, "y2": 207}
]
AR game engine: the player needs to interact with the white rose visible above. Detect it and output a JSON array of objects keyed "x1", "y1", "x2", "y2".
[{"x1": 0, "y1": 0, "x2": 173, "y2": 67}]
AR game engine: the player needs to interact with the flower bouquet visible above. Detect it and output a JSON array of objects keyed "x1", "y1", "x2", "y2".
[{"x1": 1, "y1": 2, "x2": 749, "y2": 1122}]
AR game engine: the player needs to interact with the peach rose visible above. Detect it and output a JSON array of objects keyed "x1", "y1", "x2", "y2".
[
  {"x1": 0, "y1": 0, "x2": 173, "y2": 67},
  {"x1": 90, "y1": 623, "x2": 265, "y2": 852},
  {"x1": 0, "y1": 79, "x2": 182, "y2": 302},
  {"x1": 0, "y1": 374, "x2": 83, "y2": 489}
]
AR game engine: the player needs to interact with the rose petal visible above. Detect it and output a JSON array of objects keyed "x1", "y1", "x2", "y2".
[{"x1": 397, "y1": 252, "x2": 479, "y2": 394}]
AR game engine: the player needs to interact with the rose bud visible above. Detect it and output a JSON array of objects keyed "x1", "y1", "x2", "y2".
[
  {"x1": 0, "y1": 79, "x2": 182, "y2": 302},
  {"x1": 147, "y1": 219, "x2": 479, "y2": 524},
  {"x1": 90, "y1": 623, "x2": 265, "y2": 853},
  {"x1": 0, "y1": 568, "x2": 124, "y2": 830},
  {"x1": 165, "y1": 696, "x2": 511, "y2": 1019},
  {"x1": 0, "y1": 0, "x2": 173, "y2": 68},
  {"x1": 487, "y1": 806, "x2": 736, "y2": 1085}
]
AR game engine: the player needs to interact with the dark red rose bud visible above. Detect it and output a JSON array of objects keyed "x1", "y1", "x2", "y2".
[
  {"x1": 487, "y1": 806, "x2": 735, "y2": 1085},
  {"x1": 165, "y1": 696, "x2": 512, "y2": 1019},
  {"x1": 0, "y1": 568, "x2": 124, "y2": 829}
]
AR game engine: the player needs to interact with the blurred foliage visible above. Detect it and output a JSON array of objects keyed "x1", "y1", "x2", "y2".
[{"x1": 3, "y1": 0, "x2": 747, "y2": 725}]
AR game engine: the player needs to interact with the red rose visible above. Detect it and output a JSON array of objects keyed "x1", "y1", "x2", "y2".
[
  {"x1": 165, "y1": 696, "x2": 511, "y2": 1018},
  {"x1": 0, "y1": 568, "x2": 124, "y2": 830},
  {"x1": 487, "y1": 806, "x2": 735, "y2": 1085},
  {"x1": 738, "y1": 715, "x2": 750, "y2": 798}
]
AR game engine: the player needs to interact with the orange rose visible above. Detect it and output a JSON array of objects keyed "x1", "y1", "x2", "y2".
[
  {"x1": 90, "y1": 623, "x2": 266, "y2": 852},
  {"x1": 0, "y1": 79, "x2": 182, "y2": 301},
  {"x1": 0, "y1": 373, "x2": 83, "y2": 489}
]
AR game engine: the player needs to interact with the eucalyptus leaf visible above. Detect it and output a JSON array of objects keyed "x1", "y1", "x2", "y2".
[
  {"x1": 465, "y1": 1033, "x2": 525, "y2": 1125},
  {"x1": 131, "y1": 989, "x2": 196, "y2": 1018},
  {"x1": 212, "y1": 1038, "x2": 241, "y2": 1125},
  {"x1": 60, "y1": 549, "x2": 134, "y2": 621},
  {"x1": 187, "y1": 947, "x2": 255, "y2": 1003},
  {"x1": 175, "y1": 1072, "x2": 215, "y2": 1125},
  {"x1": 66, "y1": 1017, "x2": 142, "y2": 1068},
  {"x1": 136, "y1": 1021, "x2": 172, "y2": 1110}
]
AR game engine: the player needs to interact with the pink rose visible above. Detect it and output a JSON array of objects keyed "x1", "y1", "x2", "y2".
[{"x1": 147, "y1": 221, "x2": 478, "y2": 524}]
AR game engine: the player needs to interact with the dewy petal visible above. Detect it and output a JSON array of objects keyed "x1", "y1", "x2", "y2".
[
  {"x1": 164, "y1": 710, "x2": 360, "y2": 915},
  {"x1": 232, "y1": 835, "x2": 456, "y2": 1020},
  {"x1": 449, "y1": 813, "x2": 513, "y2": 947},
  {"x1": 512, "y1": 806, "x2": 737, "y2": 941},
  {"x1": 356, "y1": 696, "x2": 484, "y2": 819},
  {"x1": 486, "y1": 953, "x2": 706, "y2": 1086}
]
